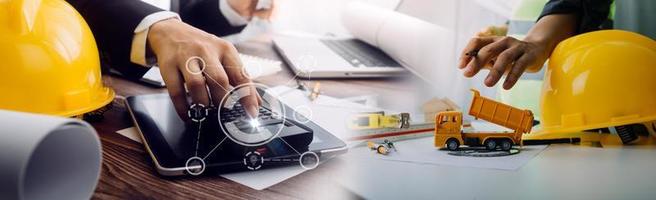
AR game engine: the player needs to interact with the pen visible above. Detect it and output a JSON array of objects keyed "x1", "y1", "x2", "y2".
[{"x1": 465, "y1": 50, "x2": 479, "y2": 57}]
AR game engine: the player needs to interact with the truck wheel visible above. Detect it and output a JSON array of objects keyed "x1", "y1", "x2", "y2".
[
  {"x1": 446, "y1": 139, "x2": 459, "y2": 151},
  {"x1": 500, "y1": 139, "x2": 513, "y2": 151},
  {"x1": 484, "y1": 139, "x2": 497, "y2": 151}
]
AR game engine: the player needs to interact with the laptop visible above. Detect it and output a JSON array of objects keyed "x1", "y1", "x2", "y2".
[{"x1": 273, "y1": 36, "x2": 407, "y2": 78}]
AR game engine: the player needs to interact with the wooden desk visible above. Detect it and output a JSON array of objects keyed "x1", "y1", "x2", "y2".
[{"x1": 90, "y1": 39, "x2": 423, "y2": 199}]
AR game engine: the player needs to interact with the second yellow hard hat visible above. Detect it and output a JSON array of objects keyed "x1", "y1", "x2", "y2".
[{"x1": 529, "y1": 30, "x2": 656, "y2": 141}]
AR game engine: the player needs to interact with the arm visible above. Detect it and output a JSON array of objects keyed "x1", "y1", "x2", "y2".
[
  {"x1": 68, "y1": 0, "x2": 260, "y2": 120},
  {"x1": 458, "y1": 0, "x2": 612, "y2": 90},
  {"x1": 180, "y1": 0, "x2": 247, "y2": 36},
  {"x1": 539, "y1": 0, "x2": 613, "y2": 34},
  {"x1": 66, "y1": 0, "x2": 162, "y2": 79}
]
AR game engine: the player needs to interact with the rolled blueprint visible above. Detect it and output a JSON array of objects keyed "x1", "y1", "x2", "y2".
[
  {"x1": 0, "y1": 110, "x2": 101, "y2": 200},
  {"x1": 341, "y1": 2, "x2": 455, "y2": 85}
]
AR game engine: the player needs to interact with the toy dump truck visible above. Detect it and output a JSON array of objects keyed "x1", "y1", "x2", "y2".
[{"x1": 434, "y1": 89, "x2": 534, "y2": 151}]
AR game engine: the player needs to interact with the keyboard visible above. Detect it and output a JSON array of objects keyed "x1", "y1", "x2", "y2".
[
  {"x1": 220, "y1": 103, "x2": 288, "y2": 131},
  {"x1": 320, "y1": 39, "x2": 401, "y2": 68}
]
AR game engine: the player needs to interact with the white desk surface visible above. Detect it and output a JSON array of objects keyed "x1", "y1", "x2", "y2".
[{"x1": 332, "y1": 144, "x2": 656, "y2": 199}]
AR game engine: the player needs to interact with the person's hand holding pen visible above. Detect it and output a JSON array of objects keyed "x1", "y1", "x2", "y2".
[
  {"x1": 458, "y1": 36, "x2": 550, "y2": 90},
  {"x1": 228, "y1": 0, "x2": 275, "y2": 20},
  {"x1": 458, "y1": 14, "x2": 578, "y2": 90}
]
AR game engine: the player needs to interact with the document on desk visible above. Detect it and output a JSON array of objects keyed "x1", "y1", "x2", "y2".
[
  {"x1": 348, "y1": 138, "x2": 547, "y2": 171},
  {"x1": 268, "y1": 85, "x2": 381, "y2": 141},
  {"x1": 346, "y1": 122, "x2": 549, "y2": 171},
  {"x1": 116, "y1": 86, "x2": 378, "y2": 190}
]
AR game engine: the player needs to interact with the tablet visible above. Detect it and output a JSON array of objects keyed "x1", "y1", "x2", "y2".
[{"x1": 126, "y1": 92, "x2": 347, "y2": 176}]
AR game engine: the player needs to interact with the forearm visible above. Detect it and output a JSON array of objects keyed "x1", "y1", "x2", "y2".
[
  {"x1": 523, "y1": 14, "x2": 577, "y2": 72},
  {"x1": 66, "y1": 0, "x2": 162, "y2": 78},
  {"x1": 540, "y1": 0, "x2": 613, "y2": 34}
]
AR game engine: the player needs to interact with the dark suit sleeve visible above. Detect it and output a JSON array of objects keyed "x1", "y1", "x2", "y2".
[
  {"x1": 179, "y1": 0, "x2": 247, "y2": 36},
  {"x1": 538, "y1": 0, "x2": 613, "y2": 34},
  {"x1": 66, "y1": 0, "x2": 163, "y2": 79}
]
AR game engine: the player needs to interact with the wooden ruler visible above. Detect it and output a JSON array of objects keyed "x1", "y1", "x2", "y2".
[{"x1": 348, "y1": 123, "x2": 436, "y2": 143}]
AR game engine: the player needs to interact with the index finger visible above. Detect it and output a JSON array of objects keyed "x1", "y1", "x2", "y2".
[
  {"x1": 459, "y1": 37, "x2": 496, "y2": 69},
  {"x1": 220, "y1": 43, "x2": 260, "y2": 118}
]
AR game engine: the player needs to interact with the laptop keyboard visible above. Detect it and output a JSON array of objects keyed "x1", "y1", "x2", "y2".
[{"x1": 320, "y1": 39, "x2": 401, "y2": 68}]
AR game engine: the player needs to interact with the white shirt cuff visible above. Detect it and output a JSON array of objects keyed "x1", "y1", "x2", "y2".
[
  {"x1": 219, "y1": 0, "x2": 249, "y2": 26},
  {"x1": 130, "y1": 11, "x2": 180, "y2": 67}
]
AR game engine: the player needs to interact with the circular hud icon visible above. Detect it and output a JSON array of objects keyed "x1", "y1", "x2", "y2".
[
  {"x1": 218, "y1": 83, "x2": 286, "y2": 147},
  {"x1": 243, "y1": 151, "x2": 264, "y2": 171},
  {"x1": 187, "y1": 103, "x2": 209, "y2": 122}
]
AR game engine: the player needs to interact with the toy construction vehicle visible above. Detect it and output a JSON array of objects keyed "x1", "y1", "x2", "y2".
[
  {"x1": 348, "y1": 112, "x2": 410, "y2": 130},
  {"x1": 434, "y1": 89, "x2": 534, "y2": 151},
  {"x1": 367, "y1": 140, "x2": 396, "y2": 155}
]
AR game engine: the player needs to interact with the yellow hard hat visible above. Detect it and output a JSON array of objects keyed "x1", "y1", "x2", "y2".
[
  {"x1": 0, "y1": 0, "x2": 114, "y2": 117},
  {"x1": 532, "y1": 30, "x2": 656, "y2": 137}
]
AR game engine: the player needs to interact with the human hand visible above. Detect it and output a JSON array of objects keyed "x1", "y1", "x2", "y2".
[
  {"x1": 459, "y1": 14, "x2": 578, "y2": 90},
  {"x1": 458, "y1": 36, "x2": 550, "y2": 90},
  {"x1": 228, "y1": 0, "x2": 275, "y2": 20},
  {"x1": 148, "y1": 18, "x2": 260, "y2": 120}
]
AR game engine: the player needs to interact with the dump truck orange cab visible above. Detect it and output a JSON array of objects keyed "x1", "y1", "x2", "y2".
[
  {"x1": 435, "y1": 89, "x2": 534, "y2": 151},
  {"x1": 434, "y1": 111, "x2": 464, "y2": 147}
]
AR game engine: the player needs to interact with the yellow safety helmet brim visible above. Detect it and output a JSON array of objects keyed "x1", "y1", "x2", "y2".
[
  {"x1": 57, "y1": 89, "x2": 115, "y2": 117},
  {"x1": 526, "y1": 121, "x2": 656, "y2": 146},
  {"x1": 531, "y1": 115, "x2": 656, "y2": 136}
]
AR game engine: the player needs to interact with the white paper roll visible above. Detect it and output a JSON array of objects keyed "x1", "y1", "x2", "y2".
[
  {"x1": 0, "y1": 110, "x2": 101, "y2": 200},
  {"x1": 341, "y1": 2, "x2": 455, "y2": 85}
]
